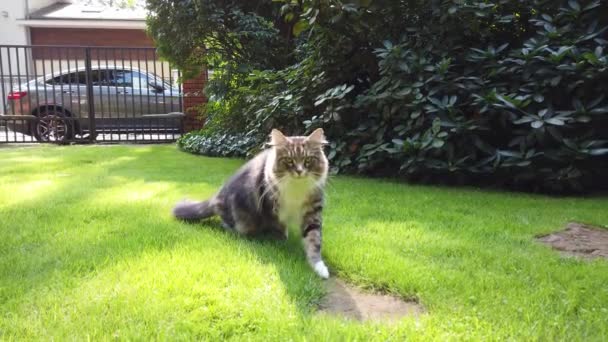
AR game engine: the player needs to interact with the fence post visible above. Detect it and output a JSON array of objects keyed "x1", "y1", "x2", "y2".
[{"x1": 84, "y1": 48, "x2": 96, "y2": 142}]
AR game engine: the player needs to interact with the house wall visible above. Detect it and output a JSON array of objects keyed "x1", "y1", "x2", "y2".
[
  {"x1": 0, "y1": 0, "x2": 54, "y2": 45},
  {"x1": 28, "y1": 0, "x2": 56, "y2": 13},
  {"x1": 1, "y1": 0, "x2": 53, "y2": 112},
  {"x1": 1, "y1": 0, "x2": 27, "y2": 45},
  {"x1": 30, "y1": 27, "x2": 154, "y2": 47}
]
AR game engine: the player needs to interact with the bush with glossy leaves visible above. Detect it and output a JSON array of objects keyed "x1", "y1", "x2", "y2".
[{"x1": 151, "y1": 0, "x2": 608, "y2": 192}]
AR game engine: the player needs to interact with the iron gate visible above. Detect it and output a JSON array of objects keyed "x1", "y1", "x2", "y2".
[{"x1": 0, "y1": 45, "x2": 184, "y2": 143}]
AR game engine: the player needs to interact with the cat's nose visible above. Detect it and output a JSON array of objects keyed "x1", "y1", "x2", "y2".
[{"x1": 295, "y1": 166, "x2": 305, "y2": 175}]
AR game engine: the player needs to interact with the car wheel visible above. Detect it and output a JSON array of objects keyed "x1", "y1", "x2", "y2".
[{"x1": 34, "y1": 109, "x2": 73, "y2": 142}]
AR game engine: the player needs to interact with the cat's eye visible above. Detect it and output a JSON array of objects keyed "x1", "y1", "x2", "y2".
[
  {"x1": 283, "y1": 158, "x2": 295, "y2": 167},
  {"x1": 304, "y1": 157, "x2": 316, "y2": 167}
]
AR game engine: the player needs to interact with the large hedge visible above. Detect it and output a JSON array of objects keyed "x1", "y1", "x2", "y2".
[{"x1": 148, "y1": 0, "x2": 608, "y2": 192}]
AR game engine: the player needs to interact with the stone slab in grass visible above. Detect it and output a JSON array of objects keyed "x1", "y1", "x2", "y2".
[
  {"x1": 319, "y1": 279, "x2": 424, "y2": 322},
  {"x1": 537, "y1": 222, "x2": 608, "y2": 259}
]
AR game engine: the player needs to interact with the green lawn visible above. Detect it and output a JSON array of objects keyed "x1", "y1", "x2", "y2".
[{"x1": 1, "y1": 145, "x2": 607, "y2": 341}]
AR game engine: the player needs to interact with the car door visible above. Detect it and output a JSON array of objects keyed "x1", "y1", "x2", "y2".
[
  {"x1": 112, "y1": 69, "x2": 138, "y2": 125},
  {"x1": 95, "y1": 68, "x2": 136, "y2": 132},
  {"x1": 90, "y1": 68, "x2": 115, "y2": 131},
  {"x1": 148, "y1": 73, "x2": 183, "y2": 114},
  {"x1": 58, "y1": 70, "x2": 89, "y2": 131},
  {"x1": 162, "y1": 78, "x2": 182, "y2": 114},
  {"x1": 131, "y1": 71, "x2": 171, "y2": 116},
  {"x1": 129, "y1": 71, "x2": 154, "y2": 117},
  {"x1": 37, "y1": 71, "x2": 87, "y2": 132}
]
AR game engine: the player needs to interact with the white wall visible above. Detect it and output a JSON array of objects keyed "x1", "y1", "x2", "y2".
[
  {"x1": 0, "y1": 0, "x2": 56, "y2": 43},
  {"x1": 1, "y1": 0, "x2": 54, "y2": 112},
  {"x1": 28, "y1": 0, "x2": 57, "y2": 13},
  {"x1": 0, "y1": 0, "x2": 28, "y2": 45}
]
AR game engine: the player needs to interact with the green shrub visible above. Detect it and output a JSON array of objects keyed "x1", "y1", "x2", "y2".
[
  {"x1": 177, "y1": 132, "x2": 258, "y2": 158},
  {"x1": 149, "y1": 0, "x2": 608, "y2": 192},
  {"x1": 340, "y1": 0, "x2": 608, "y2": 192}
]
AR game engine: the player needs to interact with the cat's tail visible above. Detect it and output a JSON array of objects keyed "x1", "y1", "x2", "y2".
[{"x1": 173, "y1": 199, "x2": 216, "y2": 221}]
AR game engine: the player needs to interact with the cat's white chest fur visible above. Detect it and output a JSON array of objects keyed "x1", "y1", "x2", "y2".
[{"x1": 276, "y1": 177, "x2": 315, "y2": 229}]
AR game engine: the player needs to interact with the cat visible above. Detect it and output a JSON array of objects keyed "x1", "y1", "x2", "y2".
[{"x1": 173, "y1": 128, "x2": 331, "y2": 279}]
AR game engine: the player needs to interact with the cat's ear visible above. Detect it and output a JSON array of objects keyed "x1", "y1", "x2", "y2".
[
  {"x1": 269, "y1": 129, "x2": 289, "y2": 146},
  {"x1": 306, "y1": 128, "x2": 328, "y2": 145}
]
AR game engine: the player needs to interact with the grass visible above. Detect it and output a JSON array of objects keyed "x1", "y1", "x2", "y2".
[{"x1": 1, "y1": 144, "x2": 607, "y2": 341}]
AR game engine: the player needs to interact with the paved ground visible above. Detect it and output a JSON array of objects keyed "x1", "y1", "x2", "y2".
[
  {"x1": 95, "y1": 133, "x2": 181, "y2": 142},
  {"x1": 0, "y1": 129, "x2": 35, "y2": 143},
  {"x1": 0, "y1": 128, "x2": 180, "y2": 144}
]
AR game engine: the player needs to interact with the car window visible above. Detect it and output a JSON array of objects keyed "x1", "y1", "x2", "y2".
[
  {"x1": 130, "y1": 72, "x2": 151, "y2": 89},
  {"x1": 131, "y1": 72, "x2": 171, "y2": 91},
  {"x1": 47, "y1": 75, "x2": 63, "y2": 85},
  {"x1": 108, "y1": 70, "x2": 133, "y2": 87},
  {"x1": 47, "y1": 71, "x2": 86, "y2": 85},
  {"x1": 44, "y1": 69, "x2": 171, "y2": 89},
  {"x1": 97, "y1": 69, "x2": 116, "y2": 87},
  {"x1": 134, "y1": 72, "x2": 169, "y2": 90},
  {"x1": 73, "y1": 71, "x2": 87, "y2": 84},
  {"x1": 87, "y1": 69, "x2": 128, "y2": 87}
]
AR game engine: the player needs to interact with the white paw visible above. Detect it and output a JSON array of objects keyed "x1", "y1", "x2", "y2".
[{"x1": 313, "y1": 261, "x2": 330, "y2": 279}]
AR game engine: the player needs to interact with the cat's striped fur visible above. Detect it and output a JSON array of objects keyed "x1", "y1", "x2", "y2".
[{"x1": 173, "y1": 129, "x2": 330, "y2": 278}]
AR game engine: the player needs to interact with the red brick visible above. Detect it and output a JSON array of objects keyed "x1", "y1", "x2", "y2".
[{"x1": 182, "y1": 69, "x2": 208, "y2": 131}]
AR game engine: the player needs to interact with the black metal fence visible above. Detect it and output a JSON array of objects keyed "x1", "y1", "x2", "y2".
[{"x1": 0, "y1": 45, "x2": 183, "y2": 144}]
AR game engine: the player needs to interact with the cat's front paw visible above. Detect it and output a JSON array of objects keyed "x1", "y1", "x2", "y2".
[{"x1": 313, "y1": 261, "x2": 330, "y2": 279}]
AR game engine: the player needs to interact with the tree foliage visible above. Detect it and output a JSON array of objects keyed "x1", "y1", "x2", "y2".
[{"x1": 147, "y1": 0, "x2": 608, "y2": 192}]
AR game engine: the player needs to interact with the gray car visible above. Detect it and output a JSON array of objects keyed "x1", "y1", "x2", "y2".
[{"x1": 3, "y1": 66, "x2": 183, "y2": 141}]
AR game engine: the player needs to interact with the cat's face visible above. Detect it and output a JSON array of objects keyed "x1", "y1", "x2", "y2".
[{"x1": 270, "y1": 129, "x2": 328, "y2": 181}]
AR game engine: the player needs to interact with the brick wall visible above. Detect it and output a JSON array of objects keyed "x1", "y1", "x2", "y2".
[
  {"x1": 182, "y1": 70, "x2": 208, "y2": 132},
  {"x1": 30, "y1": 28, "x2": 155, "y2": 60},
  {"x1": 30, "y1": 28, "x2": 154, "y2": 47}
]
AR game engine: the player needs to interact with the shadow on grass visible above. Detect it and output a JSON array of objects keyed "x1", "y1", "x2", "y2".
[{"x1": 181, "y1": 218, "x2": 329, "y2": 314}]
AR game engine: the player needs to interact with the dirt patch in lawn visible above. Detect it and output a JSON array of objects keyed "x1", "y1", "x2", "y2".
[
  {"x1": 537, "y1": 222, "x2": 608, "y2": 259},
  {"x1": 318, "y1": 279, "x2": 424, "y2": 322}
]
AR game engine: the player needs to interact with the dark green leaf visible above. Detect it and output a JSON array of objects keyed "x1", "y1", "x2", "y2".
[
  {"x1": 514, "y1": 117, "x2": 535, "y2": 124},
  {"x1": 568, "y1": 0, "x2": 580, "y2": 11},
  {"x1": 531, "y1": 121, "x2": 544, "y2": 128},
  {"x1": 576, "y1": 116, "x2": 591, "y2": 123},
  {"x1": 293, "y1": 20, "x2": 308, "y2": 36},
  {"x1": 392, "y1": 139, "x2": 404, "y2": 146},
  {"x1": 590, "y1": 107, "x2": 608, "y2": 114},
  {"x1": 545, "y1": 118, "x2": 565, "y2": 126},
  {"x1": 432, "y1": 140, "x2": 445, "y2": 148},
  {"x1": 589, "y1": 148, "x2": 608, "y2": 156},
  {"x1": 496, "y1": 94, "x2": 517, "y2": 109}
]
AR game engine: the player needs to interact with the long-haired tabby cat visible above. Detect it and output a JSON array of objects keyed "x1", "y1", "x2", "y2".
[{"x1": 173, "y1": 128, "x2": 330, "y2": 279}]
